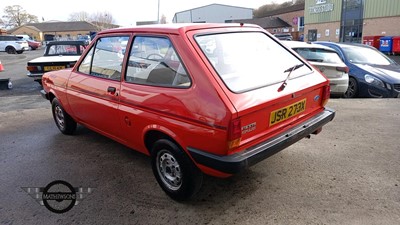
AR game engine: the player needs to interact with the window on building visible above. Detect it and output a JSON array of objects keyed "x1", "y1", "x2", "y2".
[{"x1": 340, "y1": 0, "x2": 364, "y2": 43}]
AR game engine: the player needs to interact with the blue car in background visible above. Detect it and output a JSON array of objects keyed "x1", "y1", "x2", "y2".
[{"x1": 314, "y1": 41, "x2": 400, "y2": 98}]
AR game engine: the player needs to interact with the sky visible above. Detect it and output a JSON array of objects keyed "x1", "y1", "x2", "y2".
[{"x1": 0, "y1": 0, "x2": 288, "y2": 26}]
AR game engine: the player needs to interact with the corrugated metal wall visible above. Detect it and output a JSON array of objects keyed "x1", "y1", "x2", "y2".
[
  {"x1": 173, "y1": 5, "x2": 253, "y2": 23},
  {"x1": 305, "y1": 0, "x2": 343, "y2": 24},
  {"x1": 305, "y1": 0, "x2": 400, "y2": 24},
  {"x1": 364, "y1": 0, "x2": 400, "y2": 18}
]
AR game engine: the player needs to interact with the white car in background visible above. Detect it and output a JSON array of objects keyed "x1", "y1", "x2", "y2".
[
  {"x1": 0, "y1": 35, "x2": 29, "y2": 54},
  {"x1": 283, "y1": 41, "x2": 349, "y2": 96}
]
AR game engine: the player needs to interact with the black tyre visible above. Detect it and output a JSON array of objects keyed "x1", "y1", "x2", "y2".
[
  {"x1": 151, "y1": 139, "x2": 203, "y2": 201},
  {"x1": 6, "y1": 46, "x2": 16, "y2": 54},
  {"x1": 343, "y1": 77, "x2": 358, "y2": 98},
  {"x1": 16, "y1": 50, "x2": 24, "y2": 54},
  {"x1": 51, "y1": 98, "x2": 77, "y2": 135}
]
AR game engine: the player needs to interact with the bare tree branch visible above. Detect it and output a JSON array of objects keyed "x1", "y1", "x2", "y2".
[
  {"x1": 68, "y1": 11, "x2": 90, "y2": 22},
  {"x1": 2, "y1": 5, "x2": 38, "y2": 28}
]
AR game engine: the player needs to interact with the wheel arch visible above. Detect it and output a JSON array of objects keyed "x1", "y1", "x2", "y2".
[{"x1": 144, "y1": 127, "x2": 186, "y2": 156}]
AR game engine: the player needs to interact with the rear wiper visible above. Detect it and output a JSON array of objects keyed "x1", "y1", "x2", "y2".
[{"x1": 278, "y1": 63, "x2": 304, "y2": 92}]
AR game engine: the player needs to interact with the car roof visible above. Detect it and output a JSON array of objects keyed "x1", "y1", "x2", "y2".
[
  {"x1": 46, "y1": 40, "x2": 87, "y2": 46},
  {"x1": 282, "y1": 41, "x2": 336, "y2": 51},
  {"x1": 314, "y1": 41, "x2": 374, "y2": 49},
  {"x1": 98, "y1": 23, "x2": 262, "y2": 35}
]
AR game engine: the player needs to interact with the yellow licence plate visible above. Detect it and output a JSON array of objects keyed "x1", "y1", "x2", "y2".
[
  {"x1": 270, "y1": 98, "x2": 307, "y2": 126},
  {"x1": 44, "y1": 66, "x2": 65, "y2": 71}
]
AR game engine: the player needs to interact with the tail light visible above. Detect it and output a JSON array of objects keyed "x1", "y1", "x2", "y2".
[
  {"x1": 336, "y1": 66, "x2": 349, "y2": 74},
  {"x1": 27, "y1": 66, "x2": 39, "y2": 72},
  {"x1": 227, "y1": 118, "x2": 241, "y2": 150},
  {"x1": 321, "y1": 85, "x2": 330, "y2": 107}
]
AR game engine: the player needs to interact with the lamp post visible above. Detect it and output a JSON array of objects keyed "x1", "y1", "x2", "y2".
[{"x1": 157, "y1": 0, "x2": 160, "y2": 24}]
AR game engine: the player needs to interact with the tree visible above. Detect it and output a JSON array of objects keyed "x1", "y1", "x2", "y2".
[
  {"x1": 253, "y1": 0, "x2": 304, "y2": 18},
  {"x1": 90, "y1": 11, "x2": 116, "y2": 30},
  {"x1": 2, "y1": 5, "x2": 38, "y2": 28},
  {"x1": 68, "y1": 11, "x2": 90, "y2": 22}
]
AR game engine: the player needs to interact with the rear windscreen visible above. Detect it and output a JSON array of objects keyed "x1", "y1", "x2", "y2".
[
  {"x1": 294, "y1": 48, "x2": 343, "y2": 64},
  {"x1": 195, "y1": 32, "x2": 312, "y2": 93}
]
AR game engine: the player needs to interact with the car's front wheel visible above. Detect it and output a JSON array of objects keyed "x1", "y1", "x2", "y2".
[
  {"x1": 51, "y1": 98, "x2": 77, "y2": 135},
  {"x1": 151, "y1": 139, "x2": 203, "y2": 201},
  {"x1": 343, "y1": 77, "x2": 358, "y2": 98},
  {"x1": 16, "y1": 50, "x2": 23, "y2": 54}
]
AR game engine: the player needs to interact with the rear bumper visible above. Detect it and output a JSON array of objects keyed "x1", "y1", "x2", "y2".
[
  {"x1": 188, "y1": 107, "x2": 335, "y2": 174},
  {"x1": 27, "y1": 72, "x2": 44, "y2": 78}
]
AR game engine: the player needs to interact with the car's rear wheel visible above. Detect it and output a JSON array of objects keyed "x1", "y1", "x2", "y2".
[
  {"x1": 16, "y1": 50, "x2": 23, "y2": 54},
  {"x1": 343, "y1": 77, "x2": 358, "y2": 98},
  {"x1": 6, "y1": 46, "x2": 16, "y2": 54},
  {"x1": 151, "y1": 139, "x2": 203, "y2": 201},
  {"x1": 51, "y1": 98, "x2": 77, "y2": 135}
]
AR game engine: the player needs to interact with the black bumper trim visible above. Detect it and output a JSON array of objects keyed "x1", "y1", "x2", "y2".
[{"x1": 188, "y1": 108, "x2": 335, "y2": 174}]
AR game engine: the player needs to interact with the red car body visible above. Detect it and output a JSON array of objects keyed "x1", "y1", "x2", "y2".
[
  {"x1": 27, "y1": 39, "x2": 41, "y2": 50},
  {"x1": 41, "y1": 23, "x2": 335, "y2": 200}
]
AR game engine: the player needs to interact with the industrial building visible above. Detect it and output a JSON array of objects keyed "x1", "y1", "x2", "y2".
[
  {"x1": 172, "y1": 4, "x2": 253, "y2": 23},
  {"x1": 305, "y1": 0, "x2": 400, "y2": 42}
]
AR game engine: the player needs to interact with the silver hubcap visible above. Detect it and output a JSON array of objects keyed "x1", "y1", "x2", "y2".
[
  {"x1": 54, "y1": 105, "x2": 65, "y2": 130},
  {"x1": 156, "y1": 150, "x2": 182, "y2": 191}
]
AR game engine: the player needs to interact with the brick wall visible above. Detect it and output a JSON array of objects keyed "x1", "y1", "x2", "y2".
[
  {"x1": 304, "y1": 21, "x2": 341, "y2": 42},
  {"x1": 363, "y1": 17, "x2": 400, "y2": 37}
]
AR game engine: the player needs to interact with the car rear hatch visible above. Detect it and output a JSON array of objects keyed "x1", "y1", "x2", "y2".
[
  {"x1": 191, "y1": 28, "x2": 331, "y2": 154},
  {"x1": 300, "y1": 48, "x2": 349, "y2": 80},
  {"x1": 27, "y1": 56, "x2": 79, "y2": 74}
]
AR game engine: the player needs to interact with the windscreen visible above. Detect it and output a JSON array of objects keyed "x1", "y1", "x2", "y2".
[
  {"x1": 342, "y1": 45, "x2": 393, "y2": 65},
  {"x1": 195, "y1": 32, "x2": 312, "y2": 93}
]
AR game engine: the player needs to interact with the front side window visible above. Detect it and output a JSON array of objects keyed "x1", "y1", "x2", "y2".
[
  {"x1": 78, "y1": 36, "x2": 129, "y2": 81},
  {"x1": 125, "y1": 36, "x2": 190, "y2": 87},
  {"x1": 195, "y1": 32, "x2": 311, "y2": 93}
]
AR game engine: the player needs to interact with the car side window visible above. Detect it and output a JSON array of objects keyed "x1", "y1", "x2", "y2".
[
  {"x1": 125, "y1": 36, "x2": 190, "y2": 87},
  {"x1": 78, "y1": 47, "x2": 94, "y2": 74},
  {"x1": 78, "y1": 36, "x2": 129, "y2": 81}
]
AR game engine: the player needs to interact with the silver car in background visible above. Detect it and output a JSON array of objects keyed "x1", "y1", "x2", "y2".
[{"x1": 283, "y1": 41, "x2": 349, "y2": 96}]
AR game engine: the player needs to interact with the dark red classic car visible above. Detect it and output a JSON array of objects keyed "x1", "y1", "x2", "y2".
[{"x1": 41, "y1": 23, "x2": 335, "y2": 200}]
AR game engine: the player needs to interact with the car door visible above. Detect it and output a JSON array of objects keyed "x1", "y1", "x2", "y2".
[
  {"x1": 0, "y1": 36, "x2": 6, "y2": 51},
  {"x1": 67, "y1": 35, "x2": 130, "y2": 140},
  {"x1": 118, "y1": 35, "x2": 193, "y2": 153}
]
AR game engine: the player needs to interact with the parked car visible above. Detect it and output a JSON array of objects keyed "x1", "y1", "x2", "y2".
[
  {"x1": 26, "y1": 40, "x2": 88, "y2": 84},
  {"x1": 77, "y1": 35, "x2": 91, "y2": 45},
  {"x1": 16, "y1": 35, "x2": 42, "y2": 50},
  {"x1": 315, "y1": 41, "x2": 400, "y2": 98},
  {"x1": 283, "y1": 41, "x2": 349, "y2": 96},
  {"x1": 41, "y1": 23, "x2": 335, "y2": 200},
  {"x1": 0, "y1": 35, "x2": 29, "y2": 54},
  {"x1": 274, "y1": 33, "x2": 293, "y2": 41}
]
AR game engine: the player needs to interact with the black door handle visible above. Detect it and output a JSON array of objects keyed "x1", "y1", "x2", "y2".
[{"x1": 107, "y1": 86, "x2": 117, "y2": 94}]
